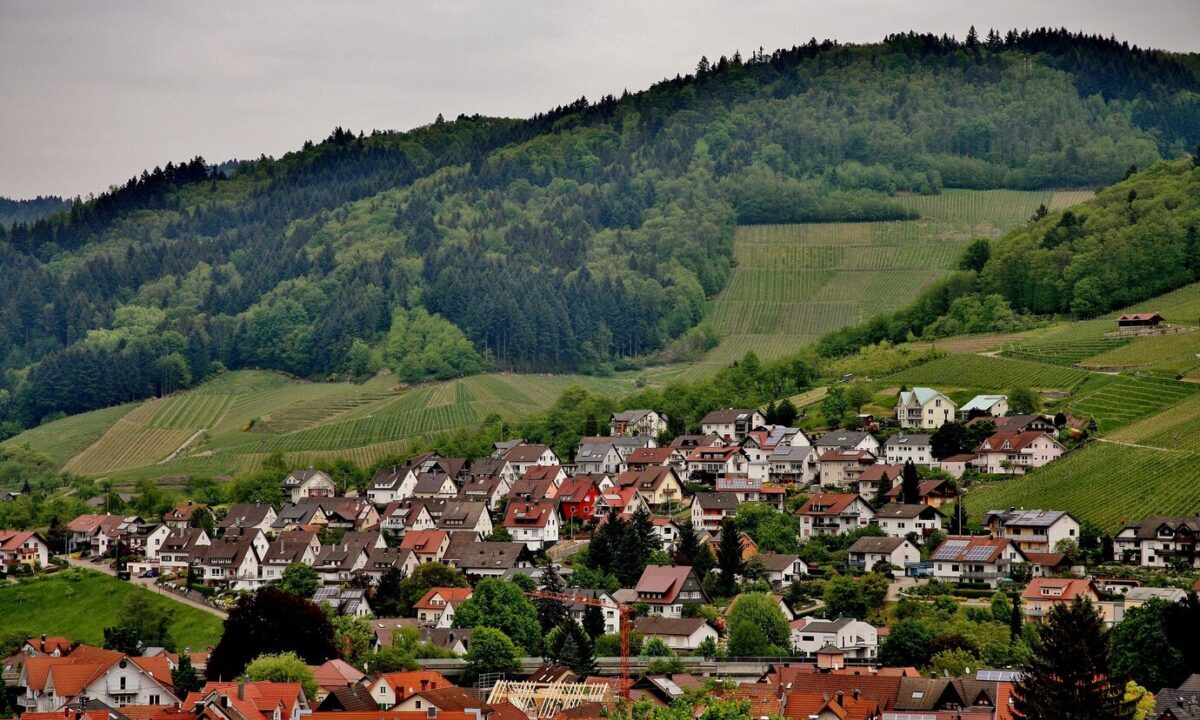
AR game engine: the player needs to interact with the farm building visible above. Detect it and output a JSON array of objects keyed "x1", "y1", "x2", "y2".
[{"x1": 1117, "y1": 312, "x2": 1164, "y2": 328}]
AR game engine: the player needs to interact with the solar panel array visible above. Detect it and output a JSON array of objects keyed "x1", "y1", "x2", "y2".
[
  {"x1": 931, "y1": 540, "x2": 968, "y2": 560},
  {"x1": 883, "y1": 714, "x2": 938, "y2": 720},
  {"x1": 964, "y1": 545, "x2": 996, "y2": 561},
  {"x1": 976, "y1": 669, "x2": 1023, "y2": 682}
]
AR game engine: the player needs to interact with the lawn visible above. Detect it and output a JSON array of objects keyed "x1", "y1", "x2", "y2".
[{"x1": 0, "y1": 569, "x2": 223, "y2": 649}]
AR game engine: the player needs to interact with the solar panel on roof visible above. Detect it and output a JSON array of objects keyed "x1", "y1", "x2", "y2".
[
  {"x1": 975, "y1": 669, "x2": 1022, "y2": 682},
  {"x1": 964, "y1": 545, "x2": 996, "y2": 561},
  {"x1": 932, "y1": 540, "x2": 968, "y2": 560}
]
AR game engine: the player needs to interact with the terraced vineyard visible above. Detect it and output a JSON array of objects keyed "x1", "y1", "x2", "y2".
[
  {"x1": 1114, "y1": 281, "x2": 1200, "y2": 325},
  {"x1": 1066, "y1": 374, "x2": 1200, "y2": 432},
  {"x1": 62, "y1": 402, "x2": 196, "y2": 475},
  {"x1": 885, "y1": 354, "x2": 1088, "y2": 390},
  {"x1": 1078, "y1": 331, "x2": 1200, "y2": 375},
  {"x1": 1109, "y1": 393, "x2": 1200, "y2": 453},
  {"x1": 702, "y1": 189, "x2": 1078, "y2": 370},
  {"x1": 1004, "y1": 336, "x2": 1132, "y2": 366},
  {"x1": 965, "y1": 441, "x2": 1200, "y2": 533}
]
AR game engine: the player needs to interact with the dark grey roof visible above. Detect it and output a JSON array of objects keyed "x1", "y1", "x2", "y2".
[
  {"x1": 1122, "y1": 515, "x2": 1200, "y2": 540},
  {"x1": 816, "y1": 431, "x2": 873, "y2": 448},
  {"x1": 1154, "y1": 689, "x2": 1200, "y2": 720},
  {"x1": 848, "y1": 536, "x2": 908, "y2": 554},
  {"x1": 985, "y1": 509, "x2": 1073, "y2": 528},
  {"x1": 883, "y1": 434, "x2": 932, "y2": 448},
  {"x1": 701, "y1": 408, "x2": 760, "y2": 424},
  {"x1": 875, "y1": 503, "x2": 943, "y2": 519},
  {"x1": 693, "y1": 492, "x2": 739, "y2": 510},
  {"x1": 755, "y1": 553, "x2": 802, "y2": 572}
]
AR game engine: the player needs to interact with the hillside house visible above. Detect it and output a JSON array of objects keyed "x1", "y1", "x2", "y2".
[
  {"x1": 632, "y1": 565, "x2": 707, "y2": 618},
  {"x1": 509, "y1": 465, "x2": 566, "y2": 501},
  {"x1": 975, "y1": 432, "x2": 1066, "y2": 474},
  {"x1": 442, "y1": 539, "x2": 533, "y2": 578},
  {"x1": 609, "y1": 409, "x2": 669, "y2": 438},
  {"x1": 500, "y1": 443, "x2": 560, "y2": 479},
  {"x1": 937, "y1": 453, "x2": 978, "y2": 479},
  {"x1": 796, "y1": 493, "x2": 874, "y2": 538},
  {"x1": 768, "y1": 445, "x2": 818, "y2": 484},
  {"x1": 191, "y1": 531, "x2": 267, "y2": 590},
  {"x1": 458, "y1": 475, "x2": 510, "y2": 510},
  {"x1": 789, "y1": 617, "x2": 878, "y2": 659},
  {"x1": 700, "y1": 408, "x2": 765, "y2": 442},
  {"x1": 882, "y1": 434, "x2": 934, "y2": 466},
  {"x1": 1117, "y1": 312, "x2": 1164, "y2": 329},
  {"x1": 399, "y1": 530, "x2": 450, "y2": 564},
  {"x1": 218, "y1": 503, "x2": 278, "y2": 535},
  {"x1": 1115, "y1": 515, "x2": 1200, "y2": 569},
  {"x1": 632, "y1": 617, "x2": 719, "y2": 652},
  {"x1": 855, "y1": 464, "x2": 902, "y2": 501},
  {"x1": 814, "y1": 430, "x2": 881, "y2": 456},
  {"x1": 414, "y1": 587, "x2": 473, "y2": 628},
  {"x1": 883, "y1": 478, "x2": 959, "y2": 508},
  {"x1": 818, "y1": 449, "x2": 877, "y2": 489},
  {"x1": 259, "y1": 531, "x2": 321, "y2": 584},
  {"x1": 896, "y1": 387, "x2": 956, "y2": 429},
  {"x1": 162, "y1": 502, "x2": 205, "y2": 530},
  {"x1": 556, "y1": 476, "x2": 601, "y2": 523},
  {"x1": 984, "y1": 508, "x2": 1079, "y2": 554},
  {"x1": 575, "y1": 441, "x2": 624, "y2": 475},
  {"x1": 960, "y1": 394, "x2": 1009, "y2": 419},
  {"x1": 313, "y1": 538, "x2": 373, "y2": 586},
  {"x1": 1022, "y1": 578, "x2": 1101, "y2": 623},
  {"x1": 367, "y1": 670, "x2": 452, "y2": 709},
  {"x1": 409, "y1": 473, "x2": 458, "y2": 499},
  {"x1": 597, "y1": 485, "x2": 648, "y2": 517},
  {"x1": 0, "y1": 531, "x2": 49, "y2": 572},
  {"x1": 847, "y1": 536, "x2": 920, "y2": 573},
  {"x1": 972, "y1": 413, "x2": 1058, "y2": 435},
  {"x1": 433, "y1": 501, "x2": 492, "y2": 537},
  {"x1": 650, "y1": 517, "x2": 683, "y2": 552},
  {"x1": 930, "y1": 535, "x2": 1027, "y2": 587},
  {"x1": 626, "y1": 446, "x2": 681, "y2": 472},
  {"x1": 690, "y1": 492, "x2": 740, "y2": 532},
  {"x1": 18, "y1": 645, "x2": 177, "y2": 711},
  {"x1": 715, "y1": 476, "x2": 786, "y2": 510},
  {"x1": 755, "y1": 553, "x2": 809, "y2": 589},
  {"x1": 872, "y1": 503, "x2": 945, "y2": 538},
  {"x1": 360, "y1": 546, "x2": 418, "y2": 585},
  {"x1": 685, "y1": 445, "x2": 749, "y2": 481},
  {"x1": 503, "y1": 500, "x2": 560, "y2": 550},
  {"x1": 366, "y1": 465, "x2": 415, "y2": 505},
  {"x1": 616, "y1": 467, "x2": 685, "y2": 508},
  {"x1": 560, "y1": 589, "x2": 621, "y2": 635},
  {"x1": 281, "y1": 468, "x2": 337, "y2": 503},
  {"x1": 155, "y1": 527, "x2": 211, "y2": 575},
  {"x1": 379, "y1": 501, "x2": 436, "y2": 536}
]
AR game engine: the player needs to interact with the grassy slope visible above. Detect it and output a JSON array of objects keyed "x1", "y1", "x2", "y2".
[
  {"x1": 683, "y1": 189, "x2": 1089, "y2": 381},
  {"x1": 0, "y1": 569, "x2": 222, "y2": 648},
  {"x1": 3, "y1": 368, "x2": 658, "y2": 483}
]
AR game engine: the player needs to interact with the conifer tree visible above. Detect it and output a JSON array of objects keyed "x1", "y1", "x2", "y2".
[
  {"x1": 900, "y1": 460, "x2": 921, "y2": 504},
  {"x1": 715, "y1": 517, "x2": 744, "y2": 597},
  {"x1": 536, "y1": 564, "x2": 569, "y2": 633},
  {"x1": 1012, "y1": 597, "x2": 1133, "y2": 720},
  {"x1": 582, "y1": 603, "x2": 606, "y2": 640}
]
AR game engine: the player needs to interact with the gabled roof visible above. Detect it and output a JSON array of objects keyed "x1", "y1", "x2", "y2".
[
  {"x1": 634, "y1": 565, "x2": 700, "y2": 604},
  {"x1": 611, "y1": 409, "x2": 655, "y2": 423},
  {"x1": 616, "y1": 466, "x2": 678, "y2": 492},
  {"x1": 631, "y1": 616, "x2": 712, "y2": 637},
  {"x1": 399, "y1": 530, "x2": 448, "y2": 553},
  {"x1": 874, "y1": 503, "x2": 944, "y2": 520},
  {"x1": 883, "y1": 434, "x2": 932, "y2": 448},
  {"x1": 818, "y1": 449, "x2": 876, "y2": 463},
  {"x1": 700, "y1": 408, "x2": 761, "y2": 425},
  {"x1": 627, "y1": 447, "x2": 676, "y2": 465},
  {"x1": 857, "y1": 464, "x2": 903, "y2": 483},
  {"x1": 219, "y1": 503, "x2": 275, "y2": 529},
  {"x1": 976, "y1": 431, "x2": 1060, "y2": 453},
  {"x1": 754, "y1": 553, "x2": 803, "y2": 572},
  {"x1": 961, "y1": 394, "x2": 1007, "y2": 412},
  {"x1": 414, "y1": 587, "x2": 473, "y2": 610},
  {"x1": 504, "y1": 500, "x2": 556, "y2": 528},
  {"x1": 930, "y1": 535, "x2": 1019, "y2": 564},
  {"x1": 1121, "y1": 514, "x2": 1200, "y2": 540},
  {"x1": 556, "y1": 476, "x2": 599, "y2": 503},
  {"x1": 816, "y1": 431, "x2": 874, "y2": 448},
  {"x1": 984, "y1": 508, "x2": 1073, "y2": 528},
  {"x1": 898, "y1": 387, "x2": 946, "y2": 406},
  {"x1": 884, "y1": 479, "x2": 956, "y2": 500},
  {"x1": 1021, "y1": 577, "x2": 1099, "y2": 602},
  {"x1": 692, "y1": 492, "x2": 739, "y2": 510},
  {"x1": 796, "y1": 493, "x2": 865, "y2": 516},
  {"x1": 503, "y1": 444, "x2": 553, "y2": 463},
  {"x1": 847, "y1": 536, "x2": 910, "y2": 554}
]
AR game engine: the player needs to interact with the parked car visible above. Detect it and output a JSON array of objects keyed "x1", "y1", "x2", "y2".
[
  {"x1": 116, "y1": 570, "x2": 132, "y2": 581},
  {"x1": 139, "y1": 569, "x2": 159, "y2": 578}
]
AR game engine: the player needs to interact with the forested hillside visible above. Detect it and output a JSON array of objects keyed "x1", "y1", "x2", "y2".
[
  {"x1": 3, "y1": 28, "x2": 1200, "y2": 437},
  {"x1": 0, "y1": 196, "x2": 72, "y2": 227}
]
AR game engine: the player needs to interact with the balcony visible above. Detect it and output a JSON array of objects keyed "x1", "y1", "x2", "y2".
[{"x1": 961, "y1": 570, "x2": 1003, "y2": 582}]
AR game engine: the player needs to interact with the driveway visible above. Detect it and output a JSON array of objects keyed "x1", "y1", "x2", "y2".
[{"x1": 64, "y1": 556, "x2": 227, "y2": 619}]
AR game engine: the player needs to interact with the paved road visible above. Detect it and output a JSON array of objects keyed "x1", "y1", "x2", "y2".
[{"x1": 65, "y1": 556, "x2": 227, "y2": 619}]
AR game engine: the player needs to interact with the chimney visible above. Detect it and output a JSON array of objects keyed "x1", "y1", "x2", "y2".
[
  {"x1": 836, "y1": 691, "x2": 844, "y2": 706},
  {"x1": 853, "y1": 689, "x2": 860, "y2": 701},
  {"x1": 237, "y1": 684, "x2": 245, "y2": 701}
]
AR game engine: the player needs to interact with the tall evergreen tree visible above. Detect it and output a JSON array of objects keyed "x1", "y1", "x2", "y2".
[
  {"x1": 536, "y1": 564, "x2": 569, "y2": 633},
  {"x1": 674, "y1": 518, "x2": 714, "y2": 580},
  {"x1": 900, "y1": 460, "x2": 921, "y2": 504},
  {"x1": 715, "y1": 517, "x2": 744, "y2": 598},
  {"x1": 1012, "y1": 597, "x2": 1133, "y2": 720},
  {"x1": 582, "y1": 603, "x2": 606, "y2": 640},
  {"x1": 1009, "y1": 592, "x2": 1023, "y2": 641}
]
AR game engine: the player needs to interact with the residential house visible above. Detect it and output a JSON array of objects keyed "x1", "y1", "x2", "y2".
[
  {"x1": 715, "y1": 476, "x2": 786, "y2": 510},
  {"x1": 191, "y1": 531, "x2": 267, "y2": 590},
  {"x1": 896, "y1": 387, "x2": 957, "y2": 429},
  {"x1": 366, "y1": 465, "x2": 414, "y2": 506},
  {"x1": 937, "y1": 453, "x2": 978, "y2": 479},
  {"x1": 855, "y1": 464, "x2": 902, "y2": 501},
  {"x1": 632, "y1": 565, "x2": 707, "y2": 618},
  {"x1": 785, "y1": 691, "x2": 881, "y2": 720},
  {"x1": 259, "y1": 531, "x2": 321, "y2": 584},
  {"x1": 458, "y1": 474, "x2": 510, "y2": 510},
  {"x1": 700, "y1": 409, "x2": 766, "y2": 442},
  {"x1": 817, "y1": 449, "x2": 877, "y2": 489},
  {"x1": 650, "y1": 517, "x2": 684, "y2": 552},
  {"x1": 984, "y1": 508, "x2": 1079, "y2": 554},
  {"x1": 414, "y1": 587, "x2": 473, "y2": 628},
  {"x1": 882, "y1": 434, "x2": 934, "y2": 466},
  {"x1": 155, "y1": 527, "x2": 211, "y2": 575},
  {"x1": 1115, "y1": 515, "x2": 1200, "y2": 569},
  {"x1": 574, "y1": 441, "x2": 624, "y2": 476},
  {"x1": 360, "y1": 547, "x2": 418, "y2": 586},
  {"x1": 560, "y1": 589, "x2": 621, "y2": 635},
  {"x1": 626, "y1": 447, "x2": 680, "y2": 472},
  {"x1": 700, "y1": 528, "x2": 758, "y2": 563},
  {"x1": 163, "y1": 502, "x2": 205, "y2": 530},
  {"x1": 313, "y1": 497, "x2": 379, "y2": 530},
  {"x1": 789, "y1": 617, "x2": 879, "y2": 659},
  {"x1": 366, "y1": 670, "x2": 452, "y2": 709},
  {"x1": 442, "y1": 538, "x2": 533, "y2": 578},
  {"x1": 609, "y1": 410, "x2": 669, "y2": 438},
  {"x1": 975, "y1": 432, "x2": 1066, "y2": 474},
  {"x1": 1022, "y1": 578, "x2": 1101, "y2": 624},
  {"x1": 847, "y1": 536, "x2": 920, "y2": 573},
  {"x1": 960, "y1": 394, "x2": 1009, "y2": 419},
  {"x1": 690, "y1": 492, "x2": 739, "y2": 533},
  {"x1": 741, "y1": 426, "x2": 806, "y2": 482},
  {"x1": 393, "y1": 686, "x2": 490, "y2": 715},
  {"x1": 399, "y1": 530, "x2": 450, "y2": 564},
  {"x1": 1118, "y1": 312, "x2": 1165, "y2": 328},
  {"x1": 930, "y1": 535, "x2": 1028, "y2": 587},
  {"x1": 767, "y1": 445, "x2": 818, "y2": 485},
  {"x1": 557, "y1": 476, "x2": 602, "y2": 523},
  {"x1": 509, "y1": 465, "x2": 567, "y2": 501},
  {"x1": 280, "y1": 468, "x2": 337, "y2": 503},
  {"x1": 632, "y1": 617, "x2": 718, "y2": 652},
  {"x1": 872, "y1": 503, "x2": 944, "y2": 538},
  {"x1": 796, "y1": 493, "x2": 875, "y2": 538},
  {"x1": 596, "y1": 485, "x2": 648, "y2": 518},
  {"x1": 313, "y1": 587, "x2": 372, "y2": 617},
  {"x1": 272, "y1": 502, "x2": 329, "y2": 534},
  {"x1": 218, "y1": 504, "x2": 278, "y2": 536},
  {"x1": 312, "y1": 538, "x2": 372, "y2": 586},
  {"x1": 883, "y1": 478, "x2": 959, "y2": 508},
  {"x1": 893, "y1": 676, "x2": 1006, "y2": 716},
  {"x1": 433, "y1": 501, "x2": 492, "y2": 537},
  {"x1": 503, "y1": 500, "x2": 560, "y2": 550},
  {"x1": 616, "y1": 467, "x2": 684, "y2": 508},
  {"x1": 670, "y1": 434, "x2": 725, "y2": 450},
  {"x1": 410, "y1": 473, "x2": 458, "y2": 499},
  {"x1": 500, "y1": 443, "x2": 560, "y2": 479},
  {"x1": 141, "y1": 524, "x2": 172, "y2": 561},
  {"x1": 379, "y1": 501, "x2": 436, "y2": 536},
  {"x1": 754, "y1": 553, "x2": 809, "y2": 589},
  {"x1": 684, "y1": 445, "x2": 750, "y2": 481},
  {"x1": 814, "y1": 430, "x2": 881, "y2": 456},
  {"x1": 18, "y1": 645, "x2": 178, "y2": 711},
  {"x1": 0, "y1": 531, "x2": 50, "y2": 572}
]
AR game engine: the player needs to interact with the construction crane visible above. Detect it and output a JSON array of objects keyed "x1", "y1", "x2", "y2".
[{"x1": 527, "y1": 589, "x2": 634, "y2": 699}]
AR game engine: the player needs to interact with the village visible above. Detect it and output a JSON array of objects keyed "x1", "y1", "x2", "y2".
[{"x1": 2, "y1": 380, "x2": 1198, "y2": 720}]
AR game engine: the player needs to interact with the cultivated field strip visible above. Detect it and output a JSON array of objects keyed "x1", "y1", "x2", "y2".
[
  {"x1": 1115, "y1": 282, "x2": 1200, "y2": 325},
  {"x1": 147, "y1": 393, "x2": 232, "y2": 429},
  {"x1": 885, "y1": 353, "x2": 1089, "y2": 390},
  {"x1": 1066, "y1": 375, "x2": 1200, "y2": 432},
  {"x1": 1, "y1": 403, "x2": 137, "y2": 465},
  {"x1": 63, "y1": 402, "x2": 195, "y2": 475}
]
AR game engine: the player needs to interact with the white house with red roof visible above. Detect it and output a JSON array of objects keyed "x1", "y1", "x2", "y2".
[
  {"x1": 500, "y1": 443, "x2": 560, "y2": 479},
  {"x1": 930, "y1": 535, "x2": 1028, "y2": 587},
  {"x1": 280, "y1": 468, "x2": 337, "y2": 504},
  {"x1": 974, "y1": 431, "x2": 1066, "y2": 474},
  {"x1": 1021, "y1": 578, "x2": 1101, "y2": 623},
  {"x1": 685, "y1": 445, "x2": 749, "y2": 481},
  {"x1": 817, "y1": 449, "x2": 877, "y2": 489},
  {"x1": 633, "y1": 565, "x2": 708, "y2": 618},
  {"x1": 366, "y1": 671, "x2": 453, "y2": 709},
  {"x1": 503, "y1": 500, "x2": 560, "y2": 550},
  {"x1": 0, "y1": 530, "x2": 50, "y2": 572},
  {"x1": 184, "y1": 681, "x2": 310, "y2": 720},
  {"x1": 18, "y1": 645, "x2": 178, "y2": 711},
  {"x1": 414, "y1": 587, "x2": 473, "y2": 627},
  {"x1": 398, "y1": 530, "x2": 450, "y2": 564},
  {"x1": 795, "y1": 493, "x2": 874, "y2": 538}
]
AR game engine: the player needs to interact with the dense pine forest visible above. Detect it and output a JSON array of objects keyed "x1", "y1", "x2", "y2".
[
  {"x1": 0, "y1": 196, "x2": 72, "y2": 227},
  {"x1": 3, "y1": 28, "x2": 1200, "y2": 436}
]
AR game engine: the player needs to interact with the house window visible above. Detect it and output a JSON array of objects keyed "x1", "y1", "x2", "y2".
[{"x1": 120, "y1": 677, "x2": 127, "y2": 690}]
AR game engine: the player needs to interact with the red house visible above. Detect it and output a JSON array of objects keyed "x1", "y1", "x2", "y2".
[{"x1": 557, "y1": 476, "x2": 601, "y2": 522}]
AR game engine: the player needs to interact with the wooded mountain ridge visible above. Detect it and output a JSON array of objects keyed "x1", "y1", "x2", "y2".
[{"x1": 2, "y1": 28, "x2": 1200, "y2": 436}]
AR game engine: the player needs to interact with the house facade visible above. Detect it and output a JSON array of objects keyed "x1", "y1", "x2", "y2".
[
  {"x1": 795, "y1": 494, "x2": 874, "y2": 538},
  {"x1": 895, "y1": 387, "x2": 956, "y2": 429},
  {"x1": 983, "y1": 508, "x2": 1079, "y2": 554},
  {"x1": 975, "y1": 432, "x2": 1066, "y2": 474}
]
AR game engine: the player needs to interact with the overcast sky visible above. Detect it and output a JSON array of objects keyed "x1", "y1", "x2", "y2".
[{"x1": 2, "y1": 1, "x2": 1198, "y2": 199}]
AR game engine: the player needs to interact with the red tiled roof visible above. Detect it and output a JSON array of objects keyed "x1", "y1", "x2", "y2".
[
  {"x1": 633, "y1": 565, "x2": 693, "y2": 603},
  {"x1": 504, "y1": 500, "x2": 556, "y2": 528},
  {"x1": 796, "y1": 493, "x2": 862, "y2": 516},
  {"x1": 785, "y1": 692, "x2": 881, "y2": 720},
  {"x1": 976, "y1": 431, "x2": 1055, "y2": 453},
  {"x1": 308, "y1": 714, "x2": 475, "y2": 720},
  {"x1": 369, "y1": 671, "x2": 453, "y2": 701},
  {"x1": 414, "y1": 587, "x2": 473, "y2": 610},
  {"x1": 1118, "y1": 312, "x2": 1163, "y2": 321},
  {"x1": 627, "y1": 447, "x2": 675, "y2": 465},
  {"x1": 1021, "y1": 578, "x2": 1099, "y2": 603},
  {"x1": 399, "y1": 530, "x2": 448, "y2": 553},
  {"x1": 931, "y1": 535, "x2": 1014, "y2": 564}
]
